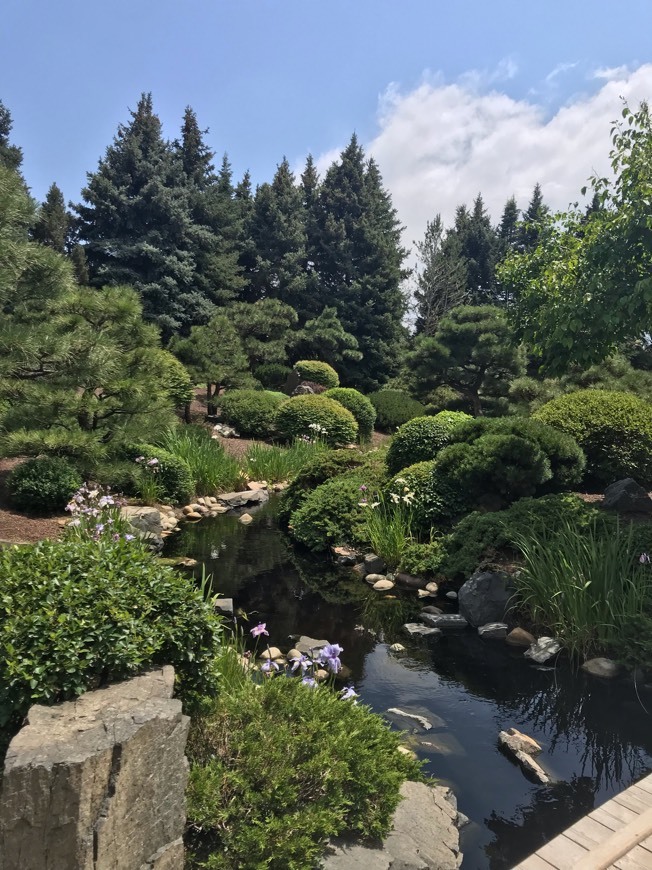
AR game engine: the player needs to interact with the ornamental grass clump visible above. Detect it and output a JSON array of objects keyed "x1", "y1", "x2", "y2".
[
  {"x1": 244, "y1": 439, "x2": 326, "y2": 484},
  {"x1": 157, "y1": 426, "x2": 241, "y2": 495},
  {"x1": 361, "y1": 478, "x2": 416, "y2": 570},
  {"x1": 513, "y1": 519, "x2": 652, "y2": 659},
  {"x1": 186, "y1": 623, "x2": 420, "y2": 870}
]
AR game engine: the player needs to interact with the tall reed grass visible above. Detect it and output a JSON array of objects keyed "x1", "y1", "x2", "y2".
[
  {"x1": 244, "y1": 440, "x2": 326, "y2": 484},
  {"x1": 158, "y1": 426, "x2": 242, "y2": 495},
  {"x1": 513, "y1": 519, "x2": 652, "y2": 659}
]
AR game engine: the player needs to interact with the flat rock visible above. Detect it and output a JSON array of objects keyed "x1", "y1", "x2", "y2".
[
  {"x1": 425, "y1": 581, "x2": 439, "y2": 594},
  {"x1": 373, "y1": 579, "x2": 395, "y2": 591},
  {"x1": 247, "y1": 480, "x2": 267, "y2": 491},
  {"x1": 515, "y1": 750, "x2": 549, "y2": 784},
  {"x1": 218, "y1": 489, "x2": 269, "y2": 508},
  {"x1": 389, "y1": 643, "x2": 406, "y2": 653},
  {"x1": 296, "y1": 636, "x2": 330, "y2": 655},
  {"x1": 417, "y1": 588, "x2": 436, "y2": 598},
  {"x1": 386, "y1": 708, "x2": 432, "y2": 730},
  {"x1": 323, "y1": 781, "x2": 462, "y2": 870},
  {"x1": 403, "y1": 623, "x2": 443, "y2": 639},
  {"x1": 332, "y1": 545, "x2": 359, "y2": 566},
  {"x1": 478, "y1": 622, "x2": 508, "y2": 639},
  {"x1": 121, "y1": 505, "x2": 163, "y2": 536},
  {"x1": 365, "y1": 573, "x2": 387, "y2": 585},
  {"x1": 214, "y1": 598, "x2": 234, "y2": 616},
  {"x1": 499, "y1": 728, "x2": 542, "y2": 756},
  {"x1": 446, "y1": 591, "x2": 458, "y2": 600},
  {"x1": 239, "y1": 513, "x2": 253, "y2": 524},
  {"x1": 259, "y1": 647, "x2": 283, "y2": 660},
  {"x1": 582, "y1": 657, "x2": 621, "y2": 678},
  {"x1": 603, "y1": 478, "x2": 652, "y2": 515},
  {"x1": 524, "y1": 637, "x2": 562, "y2": 664},
  {"x1": 421, "y1": 605, "x2": 443, "y2": 615},
  {"x1": 420, "y1": 613, "x2": 468, "y2": 630},
  {"x1": 185, "y1": 511, "x2": 202, "y2": 521},
  {"x1": 506, "y1": 627, "x2": 536, "y2": 647}
]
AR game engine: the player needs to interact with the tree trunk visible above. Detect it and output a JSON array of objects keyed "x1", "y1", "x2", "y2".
[
  {"x1": 184, "y1": 402, "x2": 191, "y2": 424},
  {"x1": 206, "y1": 383, "x2": 217, "y2": 416}
]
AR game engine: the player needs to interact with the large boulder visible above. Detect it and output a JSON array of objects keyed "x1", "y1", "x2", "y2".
[
  {"x1": 218, "y1": 489, "x2": 269, "y2": 509},
  {"x1": 458, "y1": 571, "x2": 516, "y2": 628},
  {"x1": 121, "y1": 504, "x2": 163, "y2": 537},
  {"x1": 603, "y1": 478, "x2": 652, "y2": 515}
]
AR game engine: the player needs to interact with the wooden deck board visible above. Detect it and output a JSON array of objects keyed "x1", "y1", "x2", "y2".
[{"x1": 513, "y1": 772, "x2": 652, "y2": 870}]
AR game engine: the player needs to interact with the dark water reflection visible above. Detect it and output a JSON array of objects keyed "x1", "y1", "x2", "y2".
[{"x1": 165, "y1": 499, "x2": 652, "y2": 870}]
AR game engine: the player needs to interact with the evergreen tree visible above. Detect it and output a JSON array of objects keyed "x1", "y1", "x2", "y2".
[
  {"x1": 300, "y1": 154, "x2": 323, "y2": 321},
  {"x1": 457, "y1": 194, "x2": 500, "y2": 304},
  {"x1": 290, "y1": 306, "x2": 362, "y2": 367},
  {"x1": 517, "y1": 182, "x2": 549, "y2": 252},
  {"x1": 31, "y1": 183, "x2": 69, "y2": 253},
  {"x1": 499, "y1": 196, "x2": 520, "y2": 248},
  {"x1": 228, "y1": 298, "x2": 298, "y2": 370},
  {"x1": 0, "y1": 100, "x2": 23, "y2": 173},
  {"x1": 312, "y1": 137, "x2": 408, "y2": 390},
  {"x1": 241, "y1": 158, "x2": 308, "y2": 314},
  {"x1": 176, "y1": 108, "x2": 244, "y2": 308},
  {"x1": 413, "y1": 215, "x2": 468, "y2": 335},
  {"x1": 74, "y1": 93, "x2": 207, "y2": 337}
]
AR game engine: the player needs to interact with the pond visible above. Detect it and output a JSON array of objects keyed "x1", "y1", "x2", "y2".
[{"x1": 165, "y1": 498, "x2": 652, "y2": 870}]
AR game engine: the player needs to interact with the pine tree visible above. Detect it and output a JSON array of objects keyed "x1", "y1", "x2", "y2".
[
  {"x1": 31, "y1": 183, "x2": 69, "y2": 253},
  {"x1": 74, "y1": 93, "x2": 206, "y2": 337},
  {"x1": 300, "y1": 154, "x2": 323, "y2": 321},
  {"x1": 517, "y1": 182, "x2": 549, "y2": 252},
  {"x1": 290, "y1": 306, "x2": 362, "y2": 367},
  {"x1": 499, "y1": 196, "x2": 520, "y2": 248},
  {"x1": 413, "y1": 215, "x2": 468, "y2": 335},
  {"x1": 0, "y1": 100, "x2": 23, "y2": 173},
  {"x1": 313, "y1": 137, "x2": 408, "y2": 390},
  {"x1": 228, "y1": 298, "x2": 298, "y2": 370},
  {"x1": 241, "y1": 158, "x2": 308, "y2": 314}
]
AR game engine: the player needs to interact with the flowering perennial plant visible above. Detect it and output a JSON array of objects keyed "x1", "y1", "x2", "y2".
[
  {"x1": 64, "y1": 485, "x2": 132, "y2": 542},
  {"x1": 358, "y1": 479, "x2": 416, "y2": 570}
]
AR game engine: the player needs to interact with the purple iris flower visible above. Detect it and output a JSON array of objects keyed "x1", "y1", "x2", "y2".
[
  {"x1": 261, "y1": 659, "x2": 279, "y2": 673},
  {"x1": 290, "y1": 654, "x2": 310, "y2": 673},
  {"x1": 302, "y1": 677, "x2": 316, "y2": 687},
  {"x1": 340, "y1": 686, "x2": 359, "y2": 701},
  {"x1": 319, "y1": 643, "x2": 343, "y2": 674},
  {"x1": 124, "y1": 534, "x2": 135, "y2": 541},
  {"x1": 250, "y1": 623, "x2": 269, "y2": 638}
]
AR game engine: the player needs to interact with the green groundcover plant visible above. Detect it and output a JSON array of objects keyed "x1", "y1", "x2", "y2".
[
  {"x1": 186, "y1": 626, "x2": 420, "y2": 870},
  {"x1": 7, "y1": 455, "x2": 83, "y2": 513}
]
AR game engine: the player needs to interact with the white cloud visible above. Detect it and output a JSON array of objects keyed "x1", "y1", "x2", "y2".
[
  {"x1": 592, "y1": 65, "x2": 631, "y2": 81},
  {"x1": 545, "y1": 61, "x2": 579, "y2": 83},
  {"x1": 316, "y1": 64, "x2": 652, "y2": 257}
]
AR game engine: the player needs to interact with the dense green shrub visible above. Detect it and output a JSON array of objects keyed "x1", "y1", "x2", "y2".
[
  {"x1": 324, "y1": 387, "x2": 377, "y2": 442},
  {"x1": 369, "y1": 390, "x2": 425, "y2": 432},
  {"x1": 0, "y1": 536, "x2": 221, "y2": 729},
  {"x1": 187, "y1": 671, "x2": 419, "y2": 869},
  {"x1": 398, "y1": 539, "x2": 446, "y2": 577},
  {"x1": 452, "y1": 416, "x2": 586, "y2": 491},
  {"x1": 219, "y1": 389, "x2": 284, "y2": 438},
  {"x1": 386, "y1": 412, "x2": 472, "y2": 475},
  {"x1": 122, "y1": 444, "x2": 194, "y2": 503},
  {"x1": 390, "y1": 461, "x2": 469, "y2": 531},
  {"x1": 534, "y1": 390, "x2": 652, "y2": 484},
  {"x1": 289, "y1": 473, "x2": 369, "y2": 551},
  {"x1": 294, "y1": 360, "x2": 340, "y2": 389},
  {"x1": 439, "y1": 494, "x2": 600, "y2": 579},
  {"x1": 254, "y1": 363, "x2": 292, "y2": 391},
  {"x1": 275, "y1": 394, "x2": 358, "y2": 447},
  {"x1": 8, "y1": 456, "x2": 82, "y2": 513},
  {"x1": 278, "y1": 450, "x2": 370, "y2": 524}
]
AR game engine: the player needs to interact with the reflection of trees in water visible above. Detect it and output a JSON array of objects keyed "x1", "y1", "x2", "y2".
[{"x1": 485, "y1": 776, "x2": 596, "y2": 870}]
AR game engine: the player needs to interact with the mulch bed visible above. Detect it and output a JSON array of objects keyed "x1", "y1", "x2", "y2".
[{"x1": 0, "y1": 458, "x2": 65, "y2": 544}]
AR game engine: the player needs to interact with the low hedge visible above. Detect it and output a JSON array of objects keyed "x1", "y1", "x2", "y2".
[
  {"x1": 386, "y1": 412, "x2": 471, "y2": 475},
  {"x1": 8, "y1": 456, "x2": 82, "y2": 513},
  {"x1": 369, "y1": 390, "x2": 425, "y2": 432},
  {"x1": 324, "y1": 387, "x2": 377, "y2": 442},
  {"x1": 278, "y1": 449, "x2": 369, "y2": 525},
  {"x1": 534, "y1": 390, "x2": 652, "y2": 485},
  {"x1": 254, "y1": 363, "x2": 292, "y2": 391},
  {"x1": 275, "y1": 394, "x2": 358, "y2": 447},
  {"x1": 294, "y1": 360, "x2": 340, "y2": 390},
  {"x1": 219, "y1": 389, "x2": 285, "y2": 438}
]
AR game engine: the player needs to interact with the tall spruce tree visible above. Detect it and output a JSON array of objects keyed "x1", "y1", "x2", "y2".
[
  {"x1": 31, "y1": 182, "x2": 69, "y2": 253},
  {"x1": 312, "y1": 137, "x2": 408, "y2": 390},
  {"x1": 517, "y1": 182, "x2": 549, "y2": 252},
  {"x1": 74, "y1": 93, "x2": 207, "y2": 337},
  {"x1": 413, "y1": 215, "x2": 468, "y2": 335},
  {"x1": 0, "y1": 101, "x2": 23, "y2": 174},
  {"x1": 241, "y1": 158, "x2": 308, "y2": 314},
  {"x1": 499, "y1": 196, "x2": 520, "y2": 249},
  {"x1": 176, "y1": 108, "x2": 244, "y2": 307}
]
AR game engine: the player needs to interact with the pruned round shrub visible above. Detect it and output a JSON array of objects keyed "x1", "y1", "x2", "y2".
[
  {"x1": 324, "y1": 387, "x2": 377, "y2": 442},
  {"x1": 0, "y1": 536, "x2": 221, "y2": 728},
  {"x1": 8, "y1": 456, "x2": 82, "y2": 513},
  {"x1": 534, "y1": 390, "x2": 652, "y2": 485},
  {"x1": 275, "y1": 394, "x2": 358, "y2": 447},
  {"x1": 187, "y1": 674, "x2": 419, "y2": 869},
  {"x1": 219, "y1": 389, "x2": 284, "y2": 438},
  {"x1": 122, "y1": 444, "x2": 194, "y2": 503},
  {"x1": 294, "y1": 360, "x2": 339, "y2": 389},
  {"x1": 389, "y1": 461, "x2": 469, "y2": 531},
  {"x1": 369, "y1": 390, "x2": 425, "y2": 432},
  {"x1": 289, "y1": 473, "x2": 368, "y2": 551},
  {"x1": 254, "y1": 363, "x2": 292, "y2": 391},
  {"x1": 278, "y1": 449, "x2": 369, "y2": 524},
  {"x1": 386, "y1": 412, "x2": 471, "y2": 475},
  {"x1": 451, "y1": 416, "x2": 586, "y2": 492}
]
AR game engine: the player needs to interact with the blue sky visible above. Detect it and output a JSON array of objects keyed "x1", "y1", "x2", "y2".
[{"x1": 3, "y1": 0, "x2": 652, "y2": 245}]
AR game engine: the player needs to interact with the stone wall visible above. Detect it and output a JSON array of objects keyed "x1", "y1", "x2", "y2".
[{"x1": 0, "y1": 667, "x2": 188, "y2": 870}]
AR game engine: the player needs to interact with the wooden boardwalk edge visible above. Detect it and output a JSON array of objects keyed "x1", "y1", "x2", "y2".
[{"x1": 514, "y1": 772, "x2": 652, "y2": 869}]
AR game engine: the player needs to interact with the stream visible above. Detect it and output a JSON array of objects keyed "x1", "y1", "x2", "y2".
[{"x1": 164, "y1": 497, "x2": 652, "y2": 870}]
